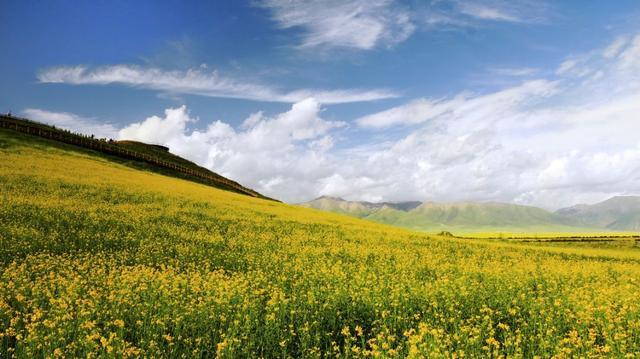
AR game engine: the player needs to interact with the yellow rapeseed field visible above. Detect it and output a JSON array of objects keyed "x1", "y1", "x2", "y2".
[{"x1": 1, "y1": 129, "x2": 639, "y2": 358}]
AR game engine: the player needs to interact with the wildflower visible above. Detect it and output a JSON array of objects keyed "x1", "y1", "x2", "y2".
[{"x1": 113, "y1": 319, "x2": 125, "y2": 328}]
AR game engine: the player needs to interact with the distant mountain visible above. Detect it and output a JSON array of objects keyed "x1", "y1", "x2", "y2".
[
  {"x1": 303, "y1": 196, "x2": 421, "y2": 217},
  {"x1": 556, "y1": 196, "x2": 640, "y2": 230},
  {"x1": 300, "y1": 197, "x2": 590, "y2": 233},
  {"x1": 393, "y1": 201, "x2": 575, "y2": 228}
]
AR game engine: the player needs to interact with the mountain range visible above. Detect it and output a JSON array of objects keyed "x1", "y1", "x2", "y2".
[
  {"x1": 300, "y1": 196, "x2": 640, "y2": 233},
  {"x1": 557, "y1": 196, "x2": 640, "y2": 231}
]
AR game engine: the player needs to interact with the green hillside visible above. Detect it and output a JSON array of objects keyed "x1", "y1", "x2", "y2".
[
  {"x1": 2, "y1": 128, "x2": 640, "y2": 357},
  {"x1": 0, "y1": 115, "x2": 268, "y2": 199}
]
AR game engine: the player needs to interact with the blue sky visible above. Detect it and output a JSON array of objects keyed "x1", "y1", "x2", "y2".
[{"x1": 2, "y1": 0, "x2": 640, "y2": 208}]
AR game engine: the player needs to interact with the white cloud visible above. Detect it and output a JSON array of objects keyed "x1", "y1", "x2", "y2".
[
  {"x1": 37, "y1": 65, "x2": 398, "y2": 104},
  {"x1": 30, "y1": 32, "x2": 640, "y2": 209},
  {"x1": 490, "y1": 67, "x2": 539, "y2": 77},
  {"x1": 556, "y1": 59, "x2": 578, "y2": 75},
  {"x1": 22, "y1": 108, "x2": 118, "y2": 139},
  {"x1": 344, "y1": 32, "x2": 640, "y2": 209},
  {"x1": 357, "y1": 80, "x2": 557, "y2": 129},
  {"x1": 356, "y1": 97, "x2": 463, "y2": 129},
  {"x1": 258, "y1": 0, "x2": 550, "y2": 50},
  {"x1": 617, "y1": 35, "x2": 640, "y2": 70},
  {"x1": 603, "y1": 36, "x2": 628, "y2": 59},
  {"x1": 258, "y1": 0, "x2": 415, "y2": 50},
  {"x1": 117, "y1": 99, "x2": 345, "y2": 201},
  {"x1": 454, "y1": 0, "x2": 549, "y2": 24},
  {"x1": 456, "y1": 2, "x2": 520, "y2": 22},
  {"x1": 554, "y1": 34, "x2": 640, "y2": 81}
]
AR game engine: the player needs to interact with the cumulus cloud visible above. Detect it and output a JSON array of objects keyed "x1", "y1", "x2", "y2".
[
  {"x1": 37, "y1": 65, "x2": 398, "y2": 104},
  {"x1": 118, "y1": 99, "x2": 345, "y2": 200},
  {"x1": 22, "y1": 108, "x2": 118, "y2": 139}
]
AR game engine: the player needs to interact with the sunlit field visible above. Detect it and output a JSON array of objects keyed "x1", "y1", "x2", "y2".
[{"x1": 1, "y1": 128, "x2": 640, "y2": 358}]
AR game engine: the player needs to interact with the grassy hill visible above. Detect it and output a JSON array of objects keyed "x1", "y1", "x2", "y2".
[
  {"x1": 1, "y1": 128, "x2": 640, "y2": 357},
  {"x1": 0, "y1": 115, "x2": 269, "y2": 200},
  {"x1": 301, "y1": 197, "x2": 600, "y2": 234}
]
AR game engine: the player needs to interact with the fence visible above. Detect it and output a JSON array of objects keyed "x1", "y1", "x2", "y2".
[{"x1": 0, "y1": 115, "x2": 264, "y2": 199}]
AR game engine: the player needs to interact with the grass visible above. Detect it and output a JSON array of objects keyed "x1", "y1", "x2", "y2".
[{"x1": 1, "y1": 128, "x2": 640, "y2": 357}]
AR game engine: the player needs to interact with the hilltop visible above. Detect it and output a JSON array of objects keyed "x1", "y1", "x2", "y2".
[{"x1": 300, "y1": 196, "x2": 640, "y2": 233}]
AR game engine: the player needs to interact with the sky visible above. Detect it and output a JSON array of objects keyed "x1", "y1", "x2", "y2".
[{"x1": 1, "y1": 0, "x2": 640, "y2": 209}]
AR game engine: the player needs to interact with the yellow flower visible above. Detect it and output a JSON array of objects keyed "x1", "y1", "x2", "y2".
[
  {"x1": 216, "y1": 338, "x2": 228, "y2": 353},
  {"x1": 113, "y1": 319, "x2": 125, "y2": 328}
]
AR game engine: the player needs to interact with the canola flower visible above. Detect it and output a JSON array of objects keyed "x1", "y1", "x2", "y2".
[{"x1": 1, "y1": 129, "x2": 640, "y2": 358}]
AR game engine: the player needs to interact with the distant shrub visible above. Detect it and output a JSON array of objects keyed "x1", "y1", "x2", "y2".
[{"x1": 438, "y1": 230, "x2": 455, "y2": 237}]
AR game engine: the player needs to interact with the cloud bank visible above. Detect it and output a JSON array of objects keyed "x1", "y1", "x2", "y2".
[
  {"x1": 28, "y1": 33, "x2": 640, "y2": 209},
  {"x1": 37, "y1": 65, "x2": 398, "y2": 104}
]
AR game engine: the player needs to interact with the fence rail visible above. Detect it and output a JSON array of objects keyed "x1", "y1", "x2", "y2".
[{"x1": 0, "y1": 115, "x2": 265, "y2": 199}]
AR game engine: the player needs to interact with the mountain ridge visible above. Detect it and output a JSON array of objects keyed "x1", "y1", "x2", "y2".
[
  {"x1": 556, "y1": 196, "x2": 640, "y2": 230},
  {"x1": 301, "y1": 196, "x2": 640, "y2": 232}
]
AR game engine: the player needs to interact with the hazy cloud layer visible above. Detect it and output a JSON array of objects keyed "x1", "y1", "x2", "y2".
[
  {"x1": 454, "y1": 0, "x2": 548, "y2": 23},
  {"x1": 28, "y1": 33, "x2": 640, "y2": 209},
  {"x1": 258, "y1": 0, "x2": 415, "y2": 50},
  {"x1": 37, "y1": 65, "x2": 398, "y2": 104},
  {"x1": 259, "y1": 0, "x2": 550, "y2": 50}
]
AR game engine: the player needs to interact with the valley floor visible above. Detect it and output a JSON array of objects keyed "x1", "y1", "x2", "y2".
[{"x1": 1, "y1": 128, "x2": 639, "y2": 358}]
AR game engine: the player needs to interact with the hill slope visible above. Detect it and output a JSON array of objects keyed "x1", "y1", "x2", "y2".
[
  {"x1": 0, "y1": 114, "x2": 269, "y2": 199},
  {"x1": 557, "y1": 196, "x2": 640, "y2": 230},
  {"x1": 301, "y1": 197, "x2": 590, "y2": 233},
  {"x1": 2, "y1": 128, "x2": 640, "y2": 357}
]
